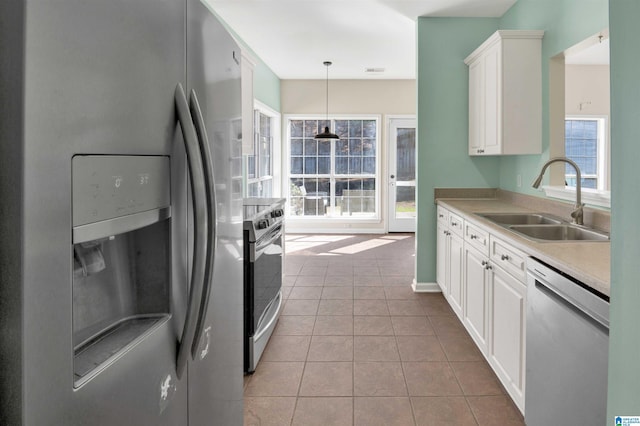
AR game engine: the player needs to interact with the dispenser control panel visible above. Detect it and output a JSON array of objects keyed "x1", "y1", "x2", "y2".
[{"x1": 72, "y1": 155, "x2": 170, "y2": 227}]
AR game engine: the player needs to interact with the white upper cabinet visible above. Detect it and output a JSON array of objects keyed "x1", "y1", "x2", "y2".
[{"x1": 465, "y1": 30, "x2": 544, "y2": 156}]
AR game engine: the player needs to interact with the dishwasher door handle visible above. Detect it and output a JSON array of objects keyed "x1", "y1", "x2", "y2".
[{"x1": 534, "y1": 280, "x2": 609, "y2": 331}]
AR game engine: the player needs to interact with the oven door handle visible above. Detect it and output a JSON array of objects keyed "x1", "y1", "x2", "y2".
[
  {"x1": 174, "y1": 83, "x2": 208, "y2": 379},
  {"x1": 253, "y1": 291, "x2": 283, "y2": 341},
  {"x1": 253, "y1": 224, "x2": 283, "y2": 260},
  {"x1": 189, "y1": 89, "x2": 218, "y2": 360}
]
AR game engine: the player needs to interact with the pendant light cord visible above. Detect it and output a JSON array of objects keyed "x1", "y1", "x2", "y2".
[
  {"x1": 325, "y1": 62, "x2": 329, "y2": 122},
  {"x1": 315, "y1": 61, "x2": 338, "y2": 139},
  {"x1": 323, "y1": 61, "x2": 332, "y2": 125}
]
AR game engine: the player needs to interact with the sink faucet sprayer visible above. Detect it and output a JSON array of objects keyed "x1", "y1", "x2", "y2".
[{"x1": 532, "y1": 157, "x2": 584, "y2": 225}]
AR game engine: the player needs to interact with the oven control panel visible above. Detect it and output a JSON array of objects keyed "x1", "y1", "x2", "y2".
[{"x1": 243, "y1": 199, "x2": 286, "y2": 242}]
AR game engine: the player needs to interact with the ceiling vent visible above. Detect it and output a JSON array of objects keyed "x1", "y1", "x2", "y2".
[{"x1": 365, "y1": 67, "x2": 385, "y2": 74}]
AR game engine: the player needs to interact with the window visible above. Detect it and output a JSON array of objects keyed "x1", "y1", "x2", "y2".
[
  {"x1": 287, "y1": 117, "x2": 379, "y2": 219},
  {"x1": 246, "y1": 109, "x2": 274, "y2": 197},
  {"x1": 564, "y1": 117, "x2": 607, "y2": 190}
]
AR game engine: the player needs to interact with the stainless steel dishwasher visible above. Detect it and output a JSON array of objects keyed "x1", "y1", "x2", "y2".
[{"x1": 525, "y1": 258, "x2": 609, "y2": 426}]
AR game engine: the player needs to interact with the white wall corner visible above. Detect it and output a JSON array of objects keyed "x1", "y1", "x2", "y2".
[{"x1": 411, "y1": 280, "x2": 442, "y2": 293}]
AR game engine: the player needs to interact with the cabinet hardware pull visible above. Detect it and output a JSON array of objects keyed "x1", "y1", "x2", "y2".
[
  {"x1": 470, "y1": 234, "x2": 477, "y2": 239},
  {"x1": 501, "y1": 254, "x2": 510, "y2": 261},
  {"x1": 481, "y1": 260, "x2": 488, "y2": 266},
  {"x1": 451, "y1": 222, "x2": 458, "y2": 226}
]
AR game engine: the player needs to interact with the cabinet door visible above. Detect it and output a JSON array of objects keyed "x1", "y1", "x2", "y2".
[
  {"x1": 436, "y1": 221, "x2": 448, "y2": 294},
  {"x1": 483, "y1": 43, "x2": 501, "y2": 155},
  {"x1": 489, "y1": 266, "x2": 526, "y2": 411},
  {"x1": 464, "y1": 246, "x2": 489, "y2": 353},
  {"x1": 468, "y1": 60, "x2": 484, "y2": 155},
  {"x1": 448, "y1": 233, "x2": 464, "y2": 320}
]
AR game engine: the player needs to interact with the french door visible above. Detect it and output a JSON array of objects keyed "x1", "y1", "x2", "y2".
[{"x1": 388, "y1": 117, "x2": 416, "y2": 232}]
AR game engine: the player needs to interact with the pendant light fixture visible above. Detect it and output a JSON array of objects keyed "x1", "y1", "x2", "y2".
[{"x1": 315, "y1": 61, "x2": 339, "y2": 140}]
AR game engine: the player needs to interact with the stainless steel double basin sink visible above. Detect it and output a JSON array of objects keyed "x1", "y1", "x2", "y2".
[{"x1": 476, "y1": 213, "x2": 609, "y2": 242}]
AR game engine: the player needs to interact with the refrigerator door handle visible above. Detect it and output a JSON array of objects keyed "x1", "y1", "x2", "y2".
[
  {"x1": 188, "y1": 89, "x2": 218, "y2": 359},
  {"x1": 174, "y1": 83, "x2": 208, "y2": 379}
]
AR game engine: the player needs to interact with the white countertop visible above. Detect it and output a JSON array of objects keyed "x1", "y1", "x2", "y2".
[{"x1": 436, "y1": 198, "x2": 610, "y2": 297}]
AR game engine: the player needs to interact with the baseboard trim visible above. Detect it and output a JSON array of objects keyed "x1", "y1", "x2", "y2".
[
  {"x1": 412, "y1": 281, "x2": 442, "y2": 293},
  {"x1": 285, "y1": 228, "x2": 386, "y2": 235}
]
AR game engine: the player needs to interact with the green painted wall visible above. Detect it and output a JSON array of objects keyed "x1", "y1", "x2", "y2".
[
  {"x1": 608, "y1": 0, "x2": 640, "y2": 417},
  {"x1": 415, "y1": 18, "x2": 500, "y2": 283},
  {"x1": 253, "y1": 61, "x2": 281, "y2": 112}
]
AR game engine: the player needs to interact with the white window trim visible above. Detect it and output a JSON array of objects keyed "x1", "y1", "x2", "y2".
[
  {"x1": 544, "y1": 115, "x2": 610, "y2": 208},
  {"x1": 283, "y1": 114, "x2": 382, "y2": 223},
  {"x1": 247, "y1": 100, "x2": 281, "y2": 198},
  {"x1": 540, "y1": 185, "x2": 611, "y2": 208},
  {"x1": 564, "y1": 115, "x2": 608, "y2": 191}
]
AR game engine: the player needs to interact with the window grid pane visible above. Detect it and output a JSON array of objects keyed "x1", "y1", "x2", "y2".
[
  {"x1": 565, "y1": 119, "x2": 600, "y2": 189},
  {"x1": 248, "y1": 110, "x2": 274, "y2": 197},
  {"x1": 289, "y1": 118, "x2": 377, "y2": 217}
]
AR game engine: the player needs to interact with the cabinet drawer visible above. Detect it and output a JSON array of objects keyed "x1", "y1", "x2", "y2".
[
  {"x1": 449, "y1": 213, "x2": 464, "y2": 237},
  {"x1": 437, "y1": 206, "x2": 449, "y2": 225},
  {"x1": 465, "y1": 221, "x2": 489, "y2": 256},
  {"x1": 490, "y1": 236, "x2": 527, "y2": 282}
]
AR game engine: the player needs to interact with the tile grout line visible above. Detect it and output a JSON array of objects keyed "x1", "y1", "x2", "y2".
[
  {"x1": 251, "y1": 235, "x2": 461, "y2": 425},
  {"x1": 429, "y1": 316, "x2": 483, "y2": 425}
]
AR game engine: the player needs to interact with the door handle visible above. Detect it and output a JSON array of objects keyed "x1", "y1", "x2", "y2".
[
  {"x1": 188, "y1": 89, "x2": 218, "y2": 360},
  {"x1": 174, "y1": 83, "x2": 208, "y2": 379}
]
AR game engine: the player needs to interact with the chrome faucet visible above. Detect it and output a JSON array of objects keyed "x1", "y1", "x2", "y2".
[{"x1": 532, "y1": 157, "x2": 584, "y2": 225}]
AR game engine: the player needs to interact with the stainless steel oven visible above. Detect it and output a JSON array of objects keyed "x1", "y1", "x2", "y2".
[{"x1": 243, "y1": 198, "x2": 285, "y2": 373}]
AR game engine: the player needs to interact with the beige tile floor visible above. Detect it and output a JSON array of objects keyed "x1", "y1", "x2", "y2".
[{"x1": 244, "y1": 234, "x2": 525, "y2": 426}]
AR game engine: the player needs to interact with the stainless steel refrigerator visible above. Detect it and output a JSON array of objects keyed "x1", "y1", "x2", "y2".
[{"x1": 0, "y1": 0, "x2": 244, "y2": 424}]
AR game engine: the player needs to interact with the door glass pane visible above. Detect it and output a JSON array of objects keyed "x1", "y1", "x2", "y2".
[
  {"x1": 396, "y1": 128, "x2": 416, "y2": 181},
  {"x1": 395, "y1": 186, "x2": 416, "y2": 218},
  {"x1": 395, "y1": 127, "x2": 416, "y2": 218}
]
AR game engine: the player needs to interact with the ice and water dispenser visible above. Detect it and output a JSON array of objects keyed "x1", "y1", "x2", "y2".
[{"x1": 72, "y1": 155, "x2": 172, "y2": 386}]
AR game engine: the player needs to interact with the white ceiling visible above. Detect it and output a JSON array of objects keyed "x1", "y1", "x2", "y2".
[{"x1": 206, "y1": 0, "x2": 517, "y2": 79}]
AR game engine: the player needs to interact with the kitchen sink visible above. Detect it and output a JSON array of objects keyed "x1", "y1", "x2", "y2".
[
  {"x1": 477, "y1": 212, "x2": 563, "y2": 225},
  {"x1": 476, "y1": 212, "x2": 609, "y2": 242},
  {"x1": 508, "y1": 224, "x2": 609, "y2": 242}
]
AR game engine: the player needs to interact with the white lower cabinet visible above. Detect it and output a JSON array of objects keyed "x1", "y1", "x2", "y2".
[
  {"x1": 448, "y1": 232, "x2": 464, "y2": 320},
  {"x1": 489, "y1": 264, "x2": 526, "y2": 412},
  {"x1": 436, "y1": 221, "x2": 448, "y2": 294},
  {"x1": 436, "y1": 207, "x2": 464, "y2": 320},
  {"x1": 435, "y1": 205, "x2": 527, "y2": 413},
  {"x1": 463, "y1": 245, "x2": 489, "y2": 353}
]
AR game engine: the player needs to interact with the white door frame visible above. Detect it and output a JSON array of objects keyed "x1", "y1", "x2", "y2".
[{"x1": 387, "y1": 115, "x2": 416, "y2": 232}]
